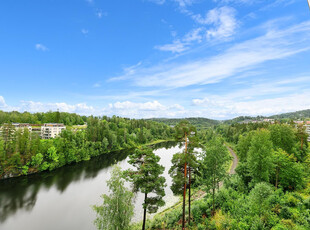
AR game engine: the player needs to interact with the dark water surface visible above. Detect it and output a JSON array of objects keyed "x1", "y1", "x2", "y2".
[{"x1": 0, "y1": 142, "x2": 182, "y2": 230}]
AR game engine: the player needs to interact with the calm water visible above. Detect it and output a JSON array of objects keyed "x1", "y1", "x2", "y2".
[{"x1": 0, "y1": 142, "x2": 182, "y2": 230}]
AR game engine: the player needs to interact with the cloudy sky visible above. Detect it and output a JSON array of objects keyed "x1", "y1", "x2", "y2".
[{"x1": 0, "y1": 0, "x2": 310, "y2": 119}]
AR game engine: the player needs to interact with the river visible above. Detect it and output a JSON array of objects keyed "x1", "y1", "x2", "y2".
[{"x1": 0, "y1": 141, "x2": 182, "y2": 230}]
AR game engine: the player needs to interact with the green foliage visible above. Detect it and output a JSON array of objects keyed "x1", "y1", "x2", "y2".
[
  {"x1": 237, "y1": 131, "x2": 254, "y2": 162},
  {"x1": 271, "y1": 149, "x2": 304, "y2": 190},
  {"x1": 169, "y1": 152, "x2": 187, "y2": 195},
  {"x1": 247, "y1": 129, "x2": 273, "y2": 184},
  {"x1": 125, "y1": 148, "x2": 166, "y2": 213},
  {"x1": 0, "y1": 110, "x2": 86, "y2": 125},
  {"x1": 249, "y1": 182, "x2": 274, "y2": 216},
  {"x1": 269, "y1": 109, "x2": 310, "y2": 120},
  {"x1": 125, "y1": 147, "x2": 166, "y2": 229},
  {"x1": 149, "y1": 117, "x2": 220, "y2": 130},
  {"x1": 0, "y1": 115, "x2": 174, "y2": 178},
  {"x1": 201, "y1": 137, "x2": 231, "y2": 214},
  {"x1": 93, "y1": 165, "x2": 134, "y2": 230},
  {"x1": 21, "y1": 165, "x2": 29, "y2": 175},
  {"x1": 269, "y1": 124, "x2": 296, "y2": 153}
]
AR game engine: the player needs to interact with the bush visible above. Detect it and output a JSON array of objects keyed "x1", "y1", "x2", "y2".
[{"x1": 280, "y1": 206, "x2": 292, "y2": 219}]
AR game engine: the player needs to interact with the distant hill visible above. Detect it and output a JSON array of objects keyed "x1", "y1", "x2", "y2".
[
  {"x1": 268, "y1": 109, "x2": 310, "y2": 120},
  {"x1": 149, "y1": 109, "x2": 310, "y2": 128},
  {"x1": 148, "y1": 117, "x2": 220, "y2": 130},
  {"x1": 222, "y1": 116, "x2": 265, "y2": 125},
  {"x1": 221, "y1": 109, "x2": 310, "y2": 124}
]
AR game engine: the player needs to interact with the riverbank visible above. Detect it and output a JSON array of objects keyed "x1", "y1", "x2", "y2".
[
  {"x1": 131, "y1": 146, "x2": 239, "y2": 229},
  {"x1": 0, "y1": 139, "x2": 173, "y2": 181},
  {"x1": 0, "y1": 142, "x2": 181, "y2": 230}
]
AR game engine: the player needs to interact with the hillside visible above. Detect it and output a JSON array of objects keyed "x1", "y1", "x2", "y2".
[
  {"x1": 269, "y1": 109, "x2": 310, "y2": 120},
  {"x1": 148, "y1": 117, "x2": 220, "y2": 130}
]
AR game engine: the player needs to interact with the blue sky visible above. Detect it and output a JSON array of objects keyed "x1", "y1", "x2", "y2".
[{"x1": 0, "y1": 0, "x2": 310, "y2": 119}]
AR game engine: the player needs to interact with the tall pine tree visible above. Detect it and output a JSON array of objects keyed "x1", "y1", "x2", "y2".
[
  {"x1": 173, "y1": 120, "x2": 197, "y2": 229},
  {"x1": 124, "y1": 147, "x2": 166, "y2": 230}
]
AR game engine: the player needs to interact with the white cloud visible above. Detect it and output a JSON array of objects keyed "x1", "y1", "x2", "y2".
[
  {"x1": 183, "y1": 28, "x2": 203, "y2": 43},
  {"x1": 18, "y1": 101, "x2": 96, "y2": 115},
  {"x1": 110, "y1": 101, "x2": 166, "y2": 111},
  {"x1": 148, "y1": 0, "x2": 166, "y2": 4},
  {"x1": 96, "y1": 9, "x2": 107, "y2": 18},
  {"x1": 115, "y1": 20, "x2": 310, "y2": 88},
  {"x1": 109, "y1": 62, "x2": 142, "y2": 81},
  {"x1": 174, "y1": 0, "x2": 195, "y2": 8},
  {"x1": 192, "y1": 92, "x2": 310, "y2": 118},
  {"x1": 193, "y1": 6, "x2": 237, "y2": 40},
  {"x1": 155, "y1": 40, "x2": 189, "y2": 53},
  {"x1": 0, "y1": 96, "x2": 7, "y2": 108},
  {"x1": 0, "y1": 96, "x2": 187, "y2": 118},
  {"x1": 93, "y1": 83, "x2": 101, "y2": 88},
  {"x1": 155, "y1": 28, "x2": 203, "y2": 53},
  {"x1": 35, "y1": 44, "x2": 48, "y2": 51},
  {"x1": 107, "y1": 100, "x2": 185, "y2": 118},
  {"x1": 81, "y1": 29, "x2": 89, "y2": 35},
  {"x1": 214, "y1": 0, "x2": 255, "y2": 4},
  {"x1": 155, "y1": 6, "x2": 237, "y2": 53}
]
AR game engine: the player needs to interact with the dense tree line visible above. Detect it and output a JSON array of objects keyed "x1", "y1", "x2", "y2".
[
  {"x1": 139, "y1": 122, "x2": 310, "y2": 229},
  {"x1": 0, "y1": 110, "x2": 87, "y2": 125},
  {"x1": 149, "y1": 118, "x2": 220, "y2": 130},
  {"x1": 0, "y1": 115, "x2": 174, "y2": 179},
  {"x1": 269, "y1": 109, "x2": 310, "y2": 120}
]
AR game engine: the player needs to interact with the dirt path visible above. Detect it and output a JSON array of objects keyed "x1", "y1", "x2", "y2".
[
  {"x1": 193, "y1": 145, "x2": 238, "y2": 200},
  {"x1": 226, "y1": 146, "x2": 238, "y2": 175},
  {"x1": 157, "y1": 145, "x2": 239, "y2": 215}
]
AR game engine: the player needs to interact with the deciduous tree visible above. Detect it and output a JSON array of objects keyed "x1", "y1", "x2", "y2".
[
  {"x1": 201, "y1": 137, "x2": 231, "y2": 215},
  {"x1": 93, "y1": 165, "x2": 134, "y2": 230}
]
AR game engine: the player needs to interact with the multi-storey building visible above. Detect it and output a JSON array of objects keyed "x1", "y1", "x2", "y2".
[
  {"x1": 12, "y1": 123, "x2": 32, "y2": 132},
  {"x1": 305, "y1": 124, "x2": 310, "y2": 142},
  {"x1": 41, "y1": 123, "x2": 66, "y2": 139},
  {"x1": 0, "y1": 123, "x2": 32, "y2": 134}
]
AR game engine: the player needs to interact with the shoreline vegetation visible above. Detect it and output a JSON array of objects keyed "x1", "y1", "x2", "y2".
[
  {"x1": 0, "y1": 111, "x2": 175, "y2": 180},
  {"x1": 131, "y1": 145, "x2": 238, "y2": 228},
  {"x1": 129, "y1": 121, "x2": 310, "y2": 229},
  {"x1": 1, "y1": 110, "x2": 310, "y2": 229},
  {"x1": 0, "y1": 139, "x2": 173, "y2": 181}
]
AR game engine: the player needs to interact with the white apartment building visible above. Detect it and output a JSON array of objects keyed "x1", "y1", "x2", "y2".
[
  {"x1": 0, "y1": 123, "x2": 32, "y2": 135},
  {"x1": 305, "y1": 125, "x2": 310, "y2": 142},
  {"x1": 41, "y1": 123, "x2": 66, "y2": 139},
  {"x1": 12, "y1": 123, "x2": 32, "y2": 132}
]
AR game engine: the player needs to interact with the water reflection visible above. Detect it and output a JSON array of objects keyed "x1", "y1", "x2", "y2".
[{"x1": 0, "y1": 141, "x2": 177, "y2": 225}]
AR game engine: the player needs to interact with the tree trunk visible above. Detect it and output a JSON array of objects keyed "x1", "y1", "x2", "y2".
[
  {"x1": 212, "y1": 187, "x2": 215, "y2": 216},
  {"x1": 188, "y1": 166, "x2": 191, "y2": 226},
  {"x1": 275, "y1": 166, "x2": 279, "y2": 189},
  {"x1": 182, "y1": 132, "x2": 188, "y2": 230},
  {"x1": 142, "y1": 193, "x2": 147, "y2": 230}
]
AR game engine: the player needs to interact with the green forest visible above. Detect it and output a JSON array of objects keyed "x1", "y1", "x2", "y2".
[
  {"x1": 0, "y1": 112, "x2": 174, "y2": 179},
  {"x1": 0, "y1": 110, "x2": 88, "y2": 125},
  {"x1": 1, "y1": 110, "x2": 310, "y2": 229},
  {"x1": 93, "y1": 119, "x2": 310, "y2": 230}
]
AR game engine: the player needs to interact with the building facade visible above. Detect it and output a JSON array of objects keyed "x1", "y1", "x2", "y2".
[
  {"x1": 0, "y1": 123, "x2": 32, "y2": 136},
  {"x1": 41, "y1": 123, "x2": 66, "y2": 139},
  {"x1": 12, "y1": 123, "x2": 32, "y2": 132},
  {"x1": 305, "y1": 125, "x2": 310, "y2": 142}
]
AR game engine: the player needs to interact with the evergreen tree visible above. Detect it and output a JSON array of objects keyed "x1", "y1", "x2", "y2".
[
  {"x1": 124, "y1": 148, "x2": 166, "y2": 230},
  {"x1": 93, "y1": 165, "x2": 134, "y2": 230},
  {"x1": 173, "y1": 120, "x2": 196, "y2": 229},
  {"x1": 201, "y1": 137, "x2": 231, "y2": 215}
]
